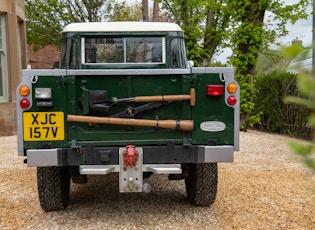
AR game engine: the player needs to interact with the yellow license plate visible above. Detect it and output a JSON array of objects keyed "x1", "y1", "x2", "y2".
[{"x1": 23, "y1": 112, "x2": 64, "y2": 141}]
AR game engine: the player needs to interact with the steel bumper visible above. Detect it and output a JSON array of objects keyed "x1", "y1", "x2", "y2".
[{"x1": 26, "y1": 145, "x2": 234, "y2": 167}]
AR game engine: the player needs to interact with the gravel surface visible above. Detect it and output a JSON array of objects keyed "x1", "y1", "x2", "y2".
[{"x1": 0, "y1": 130, "x2": 314, "y2": 229}]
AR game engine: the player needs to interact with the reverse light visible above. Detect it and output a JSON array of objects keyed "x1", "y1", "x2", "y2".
[
  {"x1": 20, "y1": 99, "x2": 30, "y2": 109},
  {"x1": 227, "y1": 96, "x2": 237, "y2": 106},
  {"x1": 19, "y1": 85, "x2": 30, "y2": 96},
  {"x1": 207, "y1": 85, "x2": 224, "y2": 96},
  {"x1": 227, "y1": 82, "x2": 238, "y2": 94},
  {"x1": 35, "y1": 88, "x2": 52, "y2": 99}
]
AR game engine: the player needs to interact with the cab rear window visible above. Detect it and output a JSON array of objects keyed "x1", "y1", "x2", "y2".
[{"x1": 82, "y1": 37, "x2": 164, "y2": 64}]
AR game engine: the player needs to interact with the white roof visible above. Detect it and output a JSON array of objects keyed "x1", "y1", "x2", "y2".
[{"x1": 62, "y1": 22, "x2": 183, "y2": 33}]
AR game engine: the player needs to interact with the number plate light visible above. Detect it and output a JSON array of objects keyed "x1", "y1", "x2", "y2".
[{"x1": 35, "y1": 88, "x2": 52, "y2": 99}]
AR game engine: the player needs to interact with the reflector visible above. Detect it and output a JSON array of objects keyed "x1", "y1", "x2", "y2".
[
  {"x1": 20, "y1": 99, "x2": 30, "y2": 109},
  {"x1": 19, "y1": 85, "x2": 30, "y2": 96},
  {"x1": 227, "y1": 82, "x2": 237, "y2": 93},
  {"x1": 227, "y1": 96, "x2": 237, "y2": 106}
]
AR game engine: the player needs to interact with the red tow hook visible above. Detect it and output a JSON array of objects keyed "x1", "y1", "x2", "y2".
[{"x1": 122, "y1": 145, "x2": 139, "y2": 167}]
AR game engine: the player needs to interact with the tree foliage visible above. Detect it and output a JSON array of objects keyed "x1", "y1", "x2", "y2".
[
  {"x1": 227, "y1": 0, "x2": 310, "y2": 130},
  {"x1": 161, "y1": 0, "x2": 310, "y2": 129},
  {"x1": 162, "y1": 0, "x2": 231, "y2": 66},
  {"x1": 25, "y1": 0, "x2": 74, "y2": 48},
  {"x1": 26, "y1": 1, "x2": 162, "y2": 49},
  {"x1": 25, "y1": 0, "x2": 141, "y2": 48},
  {"x1": 106, "y1": 1, "x2": 142, "y2": 21}
]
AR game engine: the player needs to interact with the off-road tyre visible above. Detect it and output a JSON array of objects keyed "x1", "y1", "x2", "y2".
[
  {"x1": 185, "y1": 163, "x2": 218, "y2": 206},
  {"x1": 37, "y1": 166, "x2": 70, "y2": 212}
]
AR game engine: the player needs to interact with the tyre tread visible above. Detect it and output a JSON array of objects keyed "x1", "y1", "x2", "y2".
[{"x1": 37, "y1": 167, "x2": 70, "y2": 212}]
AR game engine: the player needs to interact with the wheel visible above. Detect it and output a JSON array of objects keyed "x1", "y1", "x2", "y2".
[
  {"x1": 37, "y1": 166, "x2": 70, "y2": 212},
  {"x1": 185, "y1": 163, "x2": 218, "y2": 206}
]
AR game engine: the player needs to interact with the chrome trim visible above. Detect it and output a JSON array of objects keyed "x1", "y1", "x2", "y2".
[
  {"x1": 80, "y1": 165, "x2": 118, "y2": 174},
  {"x1": 145, "y1": 164, "x2": 182, "y2": 174}
]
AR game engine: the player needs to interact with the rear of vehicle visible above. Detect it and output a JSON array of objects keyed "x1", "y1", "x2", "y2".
[{"x1": 16, "y1": 22, "x2": 239, "y2": 211}]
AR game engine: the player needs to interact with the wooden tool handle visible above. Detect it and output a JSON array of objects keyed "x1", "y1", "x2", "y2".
[
  {"x1": 67, "y1": 115, "x2": 194, "y2": 131},
  {"x1": 190, "y1": 88, "x2": 196, "y2": 106},
  {"x1": 133, "y1": 95, "x2": 190, "y2": 102},
  {"x1": 131, "y1": 88, "x2": 196, "y2": 106}
]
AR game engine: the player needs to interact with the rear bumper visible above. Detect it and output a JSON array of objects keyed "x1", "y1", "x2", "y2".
[{"x1": 26, "y1": 145, "x2": 234, "y2": 167}]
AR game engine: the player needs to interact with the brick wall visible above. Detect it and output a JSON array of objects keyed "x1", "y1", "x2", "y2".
[
  {"x1": 0, "y1": 0, "x2": 26, "y2": 137},
  {"x1": 0, "y1": 102, "x2": 16, "y2": 136},
  {"x1": 28, "y1": 45, "x2": 60, "y2": 69}
]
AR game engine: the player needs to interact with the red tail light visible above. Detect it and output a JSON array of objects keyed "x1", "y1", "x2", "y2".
[
  {"x1": 207, "y1": 85, "x2": 224, "y2": 96},
  {"x1": 20, "y1": 99, "x2": 30, "y2": 109},
  {"x1": 227, "y1": 96, "x2": 237, "y2": 106}
]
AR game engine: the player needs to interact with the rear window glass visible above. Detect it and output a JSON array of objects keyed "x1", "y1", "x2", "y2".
[
  {"x1": 170, "y1": 38, "x2": 187, "y2": 68},
  {"x1": 82, "y1": 37, "x2": 164, "y2": 64}
]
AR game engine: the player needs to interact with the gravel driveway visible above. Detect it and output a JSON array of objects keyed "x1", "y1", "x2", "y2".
[{"x1": 0, "y1": 130, "x2": 314, "y2": 229}]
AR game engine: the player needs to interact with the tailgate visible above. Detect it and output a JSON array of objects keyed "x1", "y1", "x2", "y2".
[{"x1": 67, "y1": 69, "x2": 194, "y2": 147}]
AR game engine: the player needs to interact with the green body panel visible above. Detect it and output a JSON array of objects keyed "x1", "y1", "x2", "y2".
[
  {"x1": 23, "y1": 76, "x2": 68, "y2": 149},
  {"x1": 69, "y1": 74, "x2": 192, "y2": 146},
  {"x1": 191, "y1": 74, "x2": 234, "y2": 145},
  {"x1": 23, "y1": 72, "x2": 235, "y2": 149}
]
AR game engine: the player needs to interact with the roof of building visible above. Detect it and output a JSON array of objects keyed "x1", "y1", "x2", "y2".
[{"x1": 62, "y1": 22, "x2": 183, "y2": 33}]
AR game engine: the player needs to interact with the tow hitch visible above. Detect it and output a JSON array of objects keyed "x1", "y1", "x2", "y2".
[
  {"x1": 80, "y1": 145, "x2": 182, "y2": 193},
  {"x1": 119, "y1": 145, "x2": 147, "y2": 193}
]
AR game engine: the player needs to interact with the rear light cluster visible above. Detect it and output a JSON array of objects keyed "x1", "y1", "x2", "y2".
[
  {"x1": 226, "y1": 82, "x2": 238, "y2": 106},
  {"x1": 19, "y1": 85, "x2": 31, "y2": 109},
  {"x1": 207, "y1": 82, "x2": 238, "y2": 106}
]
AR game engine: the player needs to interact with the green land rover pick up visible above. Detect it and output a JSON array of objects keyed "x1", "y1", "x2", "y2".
[{"x1": 16, "y1": 22, "x2": 239, "y2": 211}]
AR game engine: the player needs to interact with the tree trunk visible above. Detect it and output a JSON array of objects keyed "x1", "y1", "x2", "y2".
[
  {"x1": 203, "y1": 9, "x2": 217, "y2": 66},
  {"x1": 142, "y1": 0, "x2": 149, "y2": 22},
  {"x1": 153, "y1": 1, "x2": 159, "y2": 22},
  {"x1": 234, "y1": 1, "x2": 266, "y2": 131},
  {"x1": 236, "y1": 1, "x2": 266, "y2": 76}
]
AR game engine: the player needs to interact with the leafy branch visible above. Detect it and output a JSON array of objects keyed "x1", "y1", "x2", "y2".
[{"x1": 283, "y1": 46, "x2": 315, "y2": 173}]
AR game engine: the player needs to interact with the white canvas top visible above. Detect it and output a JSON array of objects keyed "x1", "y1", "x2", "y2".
[{"x1": 62, "y1": 22, "x2": 183, "y2": 33}]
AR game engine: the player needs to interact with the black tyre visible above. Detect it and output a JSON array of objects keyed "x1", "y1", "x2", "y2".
[
  {"x1": 185, "y1": 163, "x2": 218, "y2": 206},
  {"x1": 37, "y1": 166, "x2": 70, "y2": 212}
]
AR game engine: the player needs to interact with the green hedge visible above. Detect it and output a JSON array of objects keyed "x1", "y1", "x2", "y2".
[{"x1": 254, "y1": 71, "x2": 311, "y2": 139}]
